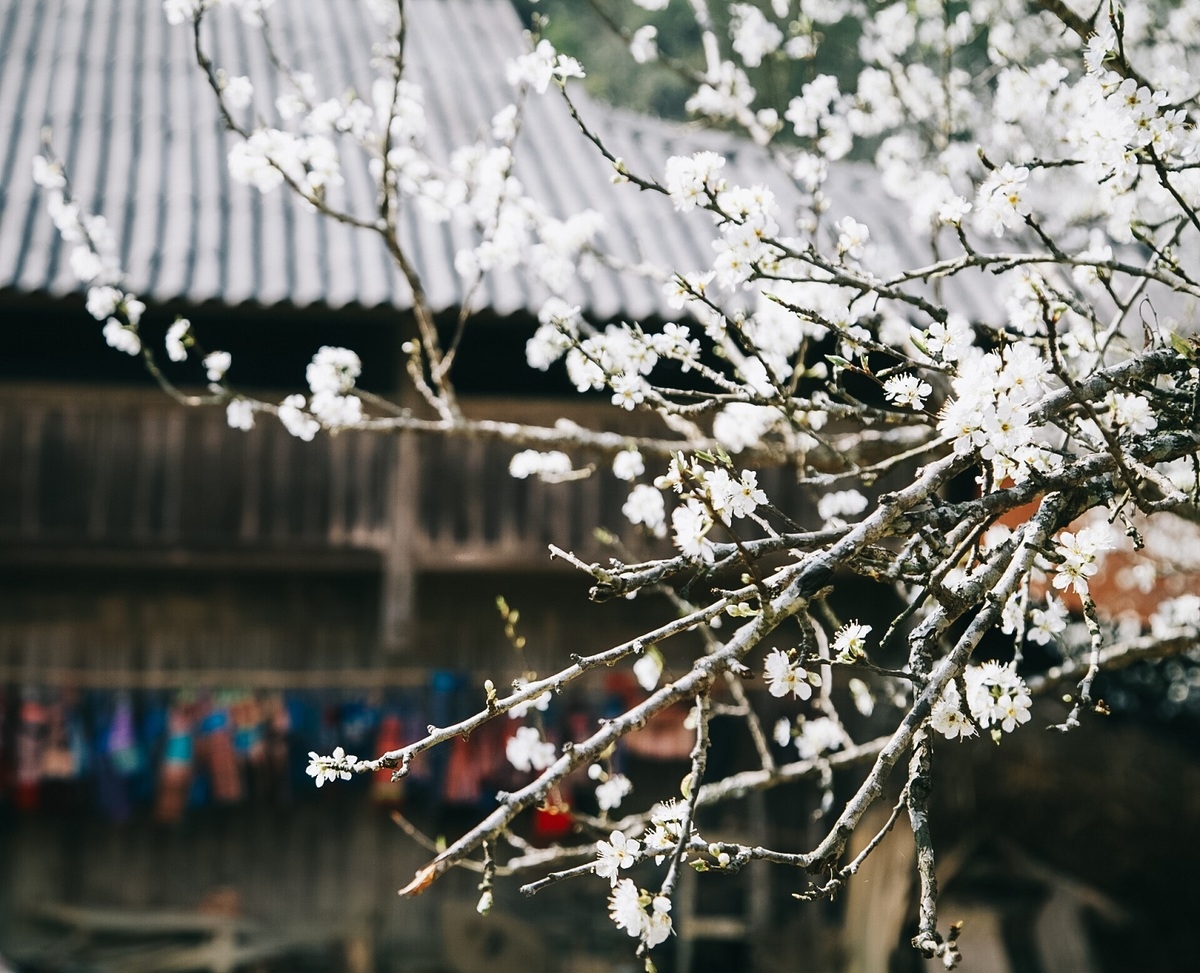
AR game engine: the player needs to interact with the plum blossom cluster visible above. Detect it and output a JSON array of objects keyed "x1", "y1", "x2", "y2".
[
  {"x1": 775, "y1": 715, "x2": 844, "y2": 761},
  {"x1": 32, "y1": 157, "x2": 143, "y2": 355},
  {"x1": 1027, "y1": 596, "x2": 1070, "y2": 646},
  {"x1": 1052, "y1": 525, "x2": 1116, "y2": 597},
  {"x1": 1149, "y1": 595, "x2": 1200, "y2": 638},
  {"x1": 936, "y1": 342, "x2": 1058, "y2": 485},
  {"x1": 608, "y1": 879, "x2": 673, "y2": 949},
  {"x1": 931, "y1": 662, "x2": 1033, "y2": 742},
  {"x1": 508, "y1": 449, "x2": 577, "y2": 481},
  {"x1": 649, "y1": 454, "x2": 768, "y2": 562},
  {"x1": 505, "y1": 38, "x2": 585, "y2": 95},
  {"x1": 642, "y1": 800, "x2": 690, "y2": 865},
  {"x1": 302, "y1": 346, "x2": 363, "y2": 428},
  {"x1": 305, "y1": 746, "x2": 358, "y2": 787}
]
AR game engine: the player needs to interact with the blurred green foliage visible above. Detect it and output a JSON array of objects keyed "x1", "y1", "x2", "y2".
[{"x1": 510, "y1": 0, "x2": 864, "y2": 122}]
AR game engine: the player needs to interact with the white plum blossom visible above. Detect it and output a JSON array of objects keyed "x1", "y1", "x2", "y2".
[
  {"x1": 509, "y1": 449, "x2": 575, "y2": 481},
  {"x1": 832, "y1": 621, "x2": 871, "y2": 660},
  {"x1": 204, "y1": 350, "x2": 232, "y2": 382},
  {"x1": 995, "y1": 692, "x2": 1032, "y2": 733},
  {"x1": 713, "y1": 403, "x2": 778, "y2": 453},
  {"x1": 307, "y1": 346, "x2": 361, "y2": 394},
  {"x1": 595, "y1": 775, "x2": 633, "y2": 813},
  {"x1": 165, "y1": 319, "x2": 191, "y2": 362},
  {"x1": 610, "y1": 371, "x2": 649, "y2": 410},
  {"x1": 964, "y1": 662, "x2": 1032, "y2": 735},
  {"x1": 277, "y1": 394, "x2": 319, "y2": 442},
  {"x1": 973, "y1": 163, "x2": 1031, "y2": 237},
  {"x1": 730, "y1": 4, "x2": 783, "y2": 67},
  {"x1": 595, "y1": 831, "x2": 640, "y2": 884},
  {"x1": 883, "y1": 373, "x2": 933, "y2": 409},
  {"x1": 309, "y1": 389, "x2": 363, "y2": 427},
  {"x1": 794, "y1": 716, "x2": 843, "y2": 760},
  {"x1": 834, "y1": 215, "x2": 869, "y2": 260},
  {"x1": 222, "y1": 74, "x2": 253, "y2": 109},
  {"x1": 817, "y1": 490, "x2": 868, "y2": 524},
  {"x1": 1108, "y1": 392, "x2": 1157, "y2": 437},
  {"x1": 70, "y1": 247, "x2": 103, "y2": 283},
  {"x1": 642, "y1": 800, "x2": 688, "y2": 864},
  {"x1": 527, "y1": 299, "x2": 581, "y2": 370},
  {"x1": 633, "y1": 649, "x2": 663, "y2": 691},
  {"x1": 1150, "y1": 595, "x2": 1200, "y2": 637},
  {"x1": 622, "y1": 484, "x2": 667, "y2": 537},
  {"x1": 226, "y1": 399, "x2": 256, "y2": 431},
  {"x1": 86, "y1": 286, "x2": 123, "y2": 321},
  {"x1": 609, "y1": 880, "x2": 646, "y2": 937},
  {"x1": 506, "y1": 39, "x2": 585, "y2": 95},
  {"x1": 763, "y1": 648, "x2": 814, "y2": 699},
  {"x1": 664, "y1": 152, "x2": 726, "y2": 211},
  {"x1": 103, "y1": 320, "x2": 141, "y2": 356},
  {"x1": 671, "y1": 498, "x2": 715, "y2": 562},
  {"x1": 1028, "y1": 597, "x2": 1069, "y2": 646},
  {"x1": 31, "y1": 154, "x2": 66, "y2": 190},
  {"x1": 162, "y1": 0, "x2": 201, "y2": 26},
  {"x1": 937, "y1": 194, "x2": 971, "y2": 225},
  {"x1": 126, "y1": 298, "x2": 149, "y2": 327},
  {"x1": 505, "y1": 725, "x2": 556, "y2": 772},
  {"x1": 228, "y1": 129, "x2": 341, "y2": 196},
  {"x1": 305, "y1": 746, "x2": 356, "y2": 787},
  {"x1": 921, "y1": 315, "x2": 973, "y2": 363},
  {"x1": 612, "y1": 449, "x2": 645, "y2": 482},
  {"x1": 608, "y1": 880, "x2": 673, "y2": 948},
  {"x1": 930, "y1": 682, "x2": 975, "y2": 741},
  {"x1": 629, "y1": 25, "x2": 659, "y2": 64}
]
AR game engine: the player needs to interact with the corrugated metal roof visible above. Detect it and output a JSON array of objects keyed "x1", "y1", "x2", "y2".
[{"x1": 0, "y1": 0, "x2": 994, "y2": 322}]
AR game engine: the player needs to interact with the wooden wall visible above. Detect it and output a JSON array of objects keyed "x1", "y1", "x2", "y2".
[{"x1": 0, "y1": 384, "x2": 678, "y2": 573}]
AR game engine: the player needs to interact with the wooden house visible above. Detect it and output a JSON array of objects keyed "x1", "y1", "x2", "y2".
[{"x1": 2, "y1": 1, "x2": 1199, "y2": 972}]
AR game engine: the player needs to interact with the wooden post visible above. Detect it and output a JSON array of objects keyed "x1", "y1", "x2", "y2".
[{"x1": 379, "y1": 430, "x2": 416, "y2": 654}]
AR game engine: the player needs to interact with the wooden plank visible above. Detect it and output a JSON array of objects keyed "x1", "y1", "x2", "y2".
[
  {"x1": 379, "y1": 431, "x2": 417, "y2": 653},
  {"x1": 160, "y1": 408, "x2": 186, "y2": 544},
  {"x1": 18, "y1": 403, "x2": 44, "y2": 539},
  {"x1": 326, "y1": 429, "x2": 349, "y2": 545},
  {"x1": 80, "y1": 405, "x2": 109, "y2": 541},
  {"x1": 238, "y1": 422, "x2": 263, "y2": 544}
]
